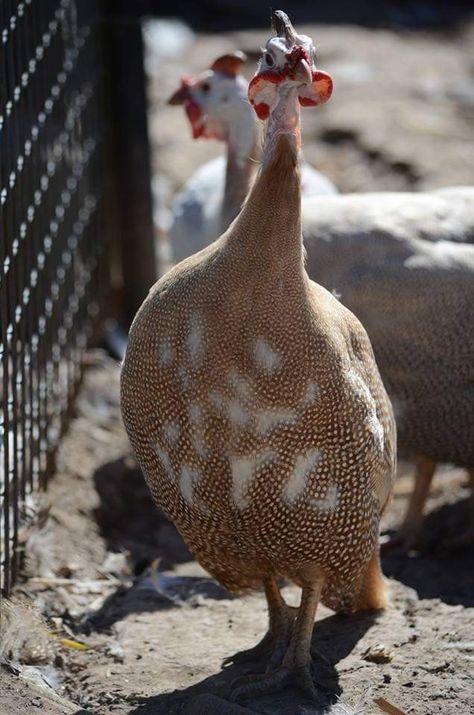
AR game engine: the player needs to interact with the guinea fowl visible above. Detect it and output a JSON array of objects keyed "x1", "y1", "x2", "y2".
[
  {"x1": 168, "y1": 50, "x2": 337, "y2": 263},
  {"x1": 121, "y1": 11, "x2": 396, "y2": 700},
  {"x1": 302, "y1": 190, "x2": 474, "y2": 549}
]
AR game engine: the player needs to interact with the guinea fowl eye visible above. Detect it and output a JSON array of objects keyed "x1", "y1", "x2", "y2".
[
  {"x1": 201, "y1": 82, "x2": 210, "y2": 93},
  {"x1": 265, "y1": 52, "x2": 274, "y2": 67}
]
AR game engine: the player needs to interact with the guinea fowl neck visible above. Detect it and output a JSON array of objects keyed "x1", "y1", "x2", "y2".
[
  {"x1": 226, "y1": 88, "x2": 304, "y2": 278},
  {"x1": 221, "y1": 142, "x2": 257, "y2": 234}
]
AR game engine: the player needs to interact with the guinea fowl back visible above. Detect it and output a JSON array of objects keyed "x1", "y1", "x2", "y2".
[{"x1": 121, "y1": 11, "x2": 396, "y2": 699}]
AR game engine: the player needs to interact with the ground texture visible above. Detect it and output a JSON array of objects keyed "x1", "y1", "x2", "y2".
[
  {"x1": 2, "y1": 19, "x2": 474, "y2": 715},
  {"x1": 1, "y1": 363, "x2": 473, "y2": 715}
]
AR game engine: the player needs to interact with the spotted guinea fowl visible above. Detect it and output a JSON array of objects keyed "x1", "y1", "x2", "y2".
[
  {"x1": 121, "y1": 11, "x2": 396, "y2": 700},
  {"x1": 168, "y1": 50, "x2": 337, "y2": 263},
  {"x1": 301, "y1": 190, "x2": 474, "y2": 549}
]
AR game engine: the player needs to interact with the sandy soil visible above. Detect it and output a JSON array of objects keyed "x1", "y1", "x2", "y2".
[
  {"x1": 2, "y1": 20, "x2": 474, "y2": 715},
  {"x1": 1, "y1": 362, "x2": 473, "y2": 715}
]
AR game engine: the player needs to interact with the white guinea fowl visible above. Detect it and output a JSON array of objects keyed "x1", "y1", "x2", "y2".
[{"x1": 168, "y1": 51, "x2": 337, "y2": 264}]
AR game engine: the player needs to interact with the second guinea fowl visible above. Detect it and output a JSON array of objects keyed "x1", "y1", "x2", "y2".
[
  {"x1": 302, "y1": 189, "x2": 474, "y2": 550},
  {"x1": 168, "y1": 50, "x2": 337, "y2": 263},
  {"x1": 121, "y1": 11, "x2": 395, "y2": 701}
]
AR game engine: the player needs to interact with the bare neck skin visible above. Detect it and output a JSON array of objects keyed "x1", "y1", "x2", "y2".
[
  {"x1": 220, "y1": 101, "x2": 258, "y2": 234},
  {"x1": 226, "y1": 88, "x2": 304, "y2": 278}
]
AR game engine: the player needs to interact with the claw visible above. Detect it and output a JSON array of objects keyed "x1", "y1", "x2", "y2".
[{"x1": 292, "y1": 664, "x2": 319, "y2": 702}]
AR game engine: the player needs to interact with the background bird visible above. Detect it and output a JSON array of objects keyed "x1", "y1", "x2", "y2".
[
  {"x1": 302, "y1": 189, "x2": 474, "y2": 549},
  {"x1": 121, "y1": 10, "x2": 395, "y2": 701}
]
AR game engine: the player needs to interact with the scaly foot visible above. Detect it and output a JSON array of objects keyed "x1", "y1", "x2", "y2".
[
  {"x1": 223, "y1": 613, "x2": 295, "y2": 671},
  {"x1": 222, "y1": 632, "x2": 273, "y2": 670},
  {"x1": 230, "y1": 662, "x2": 317, "y2": 702},
  {"x1": 381, "y1": 524, "x2": 421, "y2": 552}
]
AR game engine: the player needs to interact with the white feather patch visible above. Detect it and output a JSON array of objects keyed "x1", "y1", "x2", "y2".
[
  {"x1": 284, "y1": 449, "x2": 321, "y2": 503},
  {"x1": 254, "y1": 337, "x2": 281, "y2": 374}
]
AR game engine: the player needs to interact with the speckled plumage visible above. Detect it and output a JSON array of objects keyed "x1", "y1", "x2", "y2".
[
  {"x1": 122, "y1": 133, "x2": 395, "y2": 611},
  {"x1": 122, "y1": 15, "x2": 396, "y2": 696}
]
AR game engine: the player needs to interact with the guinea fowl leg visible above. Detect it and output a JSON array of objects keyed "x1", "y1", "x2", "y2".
[
  {"x1": 223, "y1": 577, "x2": 295, "y2": 670},
  {"x1": 388, "y1": 455, "x2": 436, "y2": 550},
  {"x1": 230, "y1": 578, "x2": 323, "y2": 702},
  {"x1": 443, "y1": 469, "x2": 474, "y2": 550}
]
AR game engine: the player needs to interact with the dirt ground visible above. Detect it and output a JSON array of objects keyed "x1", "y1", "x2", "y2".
[
  {"x1": 2, "y1": 18, "x2": 474, "y2": 715},
  {"x1": 1, "y1": 362, "x2": 473, "y2": 715}
]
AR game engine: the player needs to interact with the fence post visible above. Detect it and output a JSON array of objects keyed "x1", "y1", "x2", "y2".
[{"x1": 101, "y1": 4, "x2": 157, "y2": 326}]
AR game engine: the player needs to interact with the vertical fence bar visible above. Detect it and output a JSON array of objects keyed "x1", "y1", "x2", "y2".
[
  {"x1": 1, "y1": 0, "x2": 14, "y2": 597},
  {"x1": 101, "y1": 1, "x2": 157, "y2": 326}
]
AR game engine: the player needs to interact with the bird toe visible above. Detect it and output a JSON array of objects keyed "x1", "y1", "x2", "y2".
[
  {"x1": 222, "y1": 632, "x2": 273, "y2": 669},
  {"x1": 229, "y1": 662, "x2": 317, "y2": 702},
  {"x1": 229, "y1": 666, "x2": 291, "y2": 701}
]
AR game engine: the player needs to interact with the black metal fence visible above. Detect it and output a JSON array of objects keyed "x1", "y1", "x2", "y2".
[{"x1": 0, "y1": 0, "x2": 112, "y2": 596}]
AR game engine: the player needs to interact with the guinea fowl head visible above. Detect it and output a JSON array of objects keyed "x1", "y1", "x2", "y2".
[
  {"x1": 168, "y1": 51, "x2": 252, "y2": 144},
  {"x1": 248, "y1": 11, "x2": 333, "y2": 123}
]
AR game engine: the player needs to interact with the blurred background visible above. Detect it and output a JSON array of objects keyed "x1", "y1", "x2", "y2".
[{"x1": 142, "y1": 1, "x2": 474, "y2": 266}]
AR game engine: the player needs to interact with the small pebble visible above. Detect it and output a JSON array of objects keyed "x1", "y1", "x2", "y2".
[{"x1": 362, "y1": 643, "x2": 393, "y2": 664}]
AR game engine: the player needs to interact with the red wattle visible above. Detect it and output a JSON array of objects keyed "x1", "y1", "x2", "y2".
[
  {"x1": 298, "y1": 71, "x2": 333, "y2": 108},
  {"x1": 185, "y1": 100, "x2": 205, "y2": 138},
  {"x1": 248, "y1": 65, "x2": 334, "y2": 117},
  {"x1": 299, "y1": 96, "x2": 319, "y2": 107},
  {"x1": 312, "y1": 70, "x2": 333, "y2": 100},
  {"x1": 254, "y1": 102, "x2": 270, "y2": 120},
  {"x1": 248, "y1": 71, "x2": 282, "y2": 104},
  {"x1": 250, "y1": 70, "x2": 283, "y2": 85}
]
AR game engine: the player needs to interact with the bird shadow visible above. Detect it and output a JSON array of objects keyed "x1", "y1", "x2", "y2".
[
  {"x1": 81, "y1": 457, "x2": 232, "y2": 632},
  {"x1": 123, "y1": 610, "x2": 378, "y2": 715},
  {"x1": 381, "y1": 495, "x2": 474, "y2": 606},
  {"x1": 93, "y1": 457, "x2": 192, "y2": 573},
  {"x1": 82, "y1": 570, "x2": 232, "y2": 633}
]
